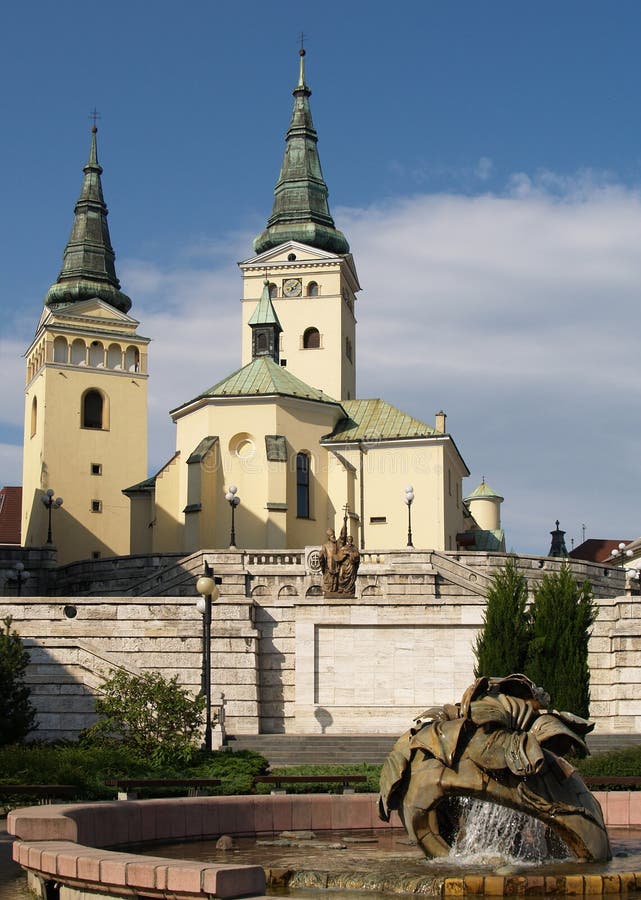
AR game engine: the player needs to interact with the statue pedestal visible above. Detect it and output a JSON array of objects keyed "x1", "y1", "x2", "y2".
[{"x1": 323, "y1": 591, "x2": 356, "y2": 599}]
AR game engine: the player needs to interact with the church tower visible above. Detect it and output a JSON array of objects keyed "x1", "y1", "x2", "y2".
[
  {"x1": 240, "y1": 50, "x2": 360, "y2": 401},
  {"x1": 21, "y1": 127, "x2": 149, "y2": 564}
]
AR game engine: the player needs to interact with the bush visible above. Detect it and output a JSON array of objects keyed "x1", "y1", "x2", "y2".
[
  {"x1": 80, "y1": 669, "x2": 205, "y2": 766},
  {"x1": 474, "y1": 557, "x2": 531, "y2": 678},
  {"x1": 253, "y1": 763, "x2": 381, "y2": 794},
  {"x1": 574, "y1": 744, "x2": 641, "y2": 781},
  {"x1": 0, "y1": 742, "x2": 270, "y2": 806},
  {"x1": 526, "y1": 567, "x2": 596, "y2": 718},
  {"x1": 0, "y1": 616, "x2": 37, "y2": 745}
]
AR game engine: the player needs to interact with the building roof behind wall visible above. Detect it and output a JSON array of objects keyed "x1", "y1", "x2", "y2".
[{"x1": 0, "y1": 486, "x2": 22, "y2": 545}]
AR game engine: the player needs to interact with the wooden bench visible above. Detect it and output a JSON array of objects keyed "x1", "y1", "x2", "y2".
[
  {"x1": 584, "y1": 776, "x2": 641, "y2": 789},
  {"x1": 252, "y1": 774, "x2": 367, "y2": 794},
  {"x1": 105, "y1": 778, "x2": 222, "y2": 801},
  {"x1": 0, "y1": 784, "x2": 78, "y2": 804}
]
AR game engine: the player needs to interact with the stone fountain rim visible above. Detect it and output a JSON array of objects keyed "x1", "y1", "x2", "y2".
[{"x1": 7, "y1": 791, "x2": 641, "y2": 898}]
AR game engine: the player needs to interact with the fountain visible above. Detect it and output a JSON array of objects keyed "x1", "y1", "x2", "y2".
[
  {"x1": 8, "y1": 676, "x2": 641, "y2": 898},
  {"x1": 379, "y1": 673, "x2": 611, "y2": 863}
]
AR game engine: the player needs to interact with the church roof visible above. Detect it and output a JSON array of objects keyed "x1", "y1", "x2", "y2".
[
  {"x1": 322, "y1": 399, "x2": 437, "y2": 443},
  {"x1": 253, "y1": 50, "x2": 349, "y2": 256},
  {"x1": 248, "y1": 281, "x2": 283, "y2": 328},
  {"x1": 44, "y1": 127, "x2": 132, "y2": 314},
  {"x1": 175, "y1": 356, "x2": 342, "y2": 411},
  {"x1": 465, "y1": 480, "x2": 504, "y2": 502}
]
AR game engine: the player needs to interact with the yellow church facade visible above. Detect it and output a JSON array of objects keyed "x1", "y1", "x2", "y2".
[{"x1": 22, "y1": 52, "x2": 503, "y2": 563}]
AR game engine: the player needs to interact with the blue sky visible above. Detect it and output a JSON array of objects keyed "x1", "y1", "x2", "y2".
[{"x1": 2, "y1": 1, "x2": 641, "y2": 555}]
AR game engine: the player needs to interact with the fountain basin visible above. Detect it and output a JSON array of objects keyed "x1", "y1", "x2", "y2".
[{"x1": 7, "y1": 792, "x2": 641, "y2": 898}]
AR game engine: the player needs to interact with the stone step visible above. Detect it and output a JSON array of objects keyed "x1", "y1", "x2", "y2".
[{"x1": 226, "y1": 732, "x2": 641, "y2": 767}]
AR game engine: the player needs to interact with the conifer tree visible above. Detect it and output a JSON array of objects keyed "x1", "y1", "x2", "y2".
[
  {"x1": 525, "y1": 566, "x2": 596, "y2": 717},
  {"x1": 0, "y1": 616, "x2": 37, "y2": 744},
  {"x1": 474, "y1": 557, "x2": 531, "y2": 678}
]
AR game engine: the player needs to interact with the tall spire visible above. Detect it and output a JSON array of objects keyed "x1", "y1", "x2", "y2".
[
  {"x1": 44, "y1": 126, "x2": 132, "y2": 313},
  {"x1": 253, "y1": 50, "x2": 349, "y2": 256}
]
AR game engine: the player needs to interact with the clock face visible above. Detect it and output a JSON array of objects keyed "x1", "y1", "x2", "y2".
[{"x1": 283, "y1": 277, "x2": 302, "y2": 297}]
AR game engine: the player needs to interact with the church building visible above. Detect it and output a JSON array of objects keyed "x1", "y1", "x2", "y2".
[{"x1": 21, "y1": 52, "x2": 503, "y2": 564}]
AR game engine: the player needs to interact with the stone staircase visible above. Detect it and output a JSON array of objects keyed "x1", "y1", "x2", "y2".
[
  {"x1": 226, "y1": 732, "x2": 641, "y2": 767},
  {"x1": 226, "y1": 734, "x2": 398, "y2": 766}
]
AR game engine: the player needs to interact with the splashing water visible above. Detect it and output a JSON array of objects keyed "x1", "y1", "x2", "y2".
[{"x1": 449, "y1": 798, "x2": 569, "y2": 866}]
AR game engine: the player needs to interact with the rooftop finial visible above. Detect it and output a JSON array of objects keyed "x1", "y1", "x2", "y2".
[
  {"x1": 89, "y1": 107, "x2": 100, "y2": 132},
  {"x1": 298, "y1": 33, "x2": 307, "y2": 88}
]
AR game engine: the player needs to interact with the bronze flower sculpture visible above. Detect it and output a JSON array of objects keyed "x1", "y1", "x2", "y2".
[{"x1": 379, "y1": 675, "x2": 611, "y2": 862}]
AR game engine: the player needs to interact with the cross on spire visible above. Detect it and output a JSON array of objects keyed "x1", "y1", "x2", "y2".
[{"x1": 89, "y1": 108, "x2": 101, "y2": 131}]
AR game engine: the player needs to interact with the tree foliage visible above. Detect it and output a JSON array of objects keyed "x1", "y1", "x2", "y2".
[
  {"x1": 525, "y1": 566, "x2": 596, "y2": 718},
  {"x1": 81, "y1": 669, "x2": 205, "y2": 766},
  {"x1": 0, "y1": 616, "x2": 37, "y2": 745},
  {"x1": 473, "y1": 557, "x2": 531, "y2": 679}
]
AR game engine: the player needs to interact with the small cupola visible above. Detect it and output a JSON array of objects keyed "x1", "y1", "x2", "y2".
[{"x1": 248, "y1": 280, "x2": 283, "y2": 363}]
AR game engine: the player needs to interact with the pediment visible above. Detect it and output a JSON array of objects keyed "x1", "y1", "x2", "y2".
[
  {"x1": 240, "y1": 240, "x2": 341, "y2": 267},
  {"x1": 40, "y1": 298, "x2": 140, "y2": 330}
]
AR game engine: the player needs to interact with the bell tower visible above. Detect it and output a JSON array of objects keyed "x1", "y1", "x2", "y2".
[
  {"x1": 21, "y1": 126, "x2": 149, "y2": 564},
  {"x1": 240, "y1": 50, "x2": 360, "y2": 401}
]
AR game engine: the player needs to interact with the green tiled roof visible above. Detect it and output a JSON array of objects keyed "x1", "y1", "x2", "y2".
[
  {"x1": 470, "y1": 529, "x2": 505, "y2": 552},
  {"x1": 465, "y1": 480, "x2": 504, "y2": 502},
  {"x1": 176, "y1": 357, "x2": 341, "y2": 410},
  {"x1": 248, "y1": 281, "x2": 282, "y2": 328},
  {"x1": 322, "y1": 399, "x2": 436, "y2": 443}
]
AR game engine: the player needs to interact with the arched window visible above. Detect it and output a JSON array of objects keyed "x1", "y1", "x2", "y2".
[
  {"x1": 30, "y1": 396, "x2": 37, "y2": 437},
  {"x1": 53, "y1": 336, "x2": 68, "y2": 364},
  {"x1": 89, "y1": 341, "x2": 104, "y2": 368},
  {"x1": 71, "y1": 339, "x2": 86, "y2": 366},
  {"x1": 296, "y1": 452, "x2": 310, "y2": 519},
  {"x1": 125, "y1": 346, "x2": 140, "y2": 372},
  {"x1": 107, "y1": 343, "x2": 123, "y2": 369},
  {"x1": 256, "y1": 331, "x2": 268, "y2": 353},
  {"x1": 303, "y1": 327, "x2": 320, "y2": 349},
  {"x1": 307, "y1": 281, "x2": 319, "y2": 297},
  {"x1": 82, "y1": 390, "x2": 104, "y2": 429},
  {"x1": 268, "y1": 283, "x2": 278, "y2": 300}
]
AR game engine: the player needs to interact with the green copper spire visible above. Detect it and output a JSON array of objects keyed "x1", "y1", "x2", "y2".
[
  {"x1": 44, "y1": 127, "x2": 132, "y2": 313},
  {"x1": 253, "y1": 50, "x2": 349, "y2": 256}
]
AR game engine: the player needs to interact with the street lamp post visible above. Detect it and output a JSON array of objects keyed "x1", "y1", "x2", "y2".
[
  {"x1": 195, "y1": 563, "x2": 220, "y2": 752},
  {"x1": 225, "y1": 486, "x2": 241, "y2": 548},
  {"x1": 611, "y1": 542, "x2": 640, "y2": 589},
  {"x1": 41, "y1": 489, "x2": 63, "y2": 545},
  {"x1": 404, "y1": 486, "x2": 415, "y2": 548}
]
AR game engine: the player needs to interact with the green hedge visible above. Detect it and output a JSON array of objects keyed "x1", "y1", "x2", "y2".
[
  {"x1": 574, "y1": 744, "x2": 641, "y2": 784},
  {"x1": 0, "y1": 743, "x2": 268, "y2": 808}
]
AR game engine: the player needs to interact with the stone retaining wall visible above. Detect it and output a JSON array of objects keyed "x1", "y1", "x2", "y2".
[{"x1": 0, "y1": 549, "x2": 638, "y2": 739}]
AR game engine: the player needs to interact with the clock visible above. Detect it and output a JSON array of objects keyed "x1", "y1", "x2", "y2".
[{"x1": 283, "y1": 278, "x2": 302, "y2": 297}]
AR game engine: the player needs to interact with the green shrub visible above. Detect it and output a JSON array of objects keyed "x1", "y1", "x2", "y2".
[
  {"x1": 0, "y1": 743, "x2": 270, "y2": 807},
  {"x1": 254, "y1": 763, "x2": 381, "y2": 794},
  {"x1": 474, "y1": 557, "x2": 531, "y2": 678},
  {"x1": 0, "y1": 617, "x2": 37, "y2": 745},
  {"x1": 80, "y1": 669, "x2": 205, "y2": 766},
  {"x1": 574, "y1": 744, "x2": 641, "y2": 782},
  {"x1": 526, "y1": 567, "x2": 596, "y2": 718}
]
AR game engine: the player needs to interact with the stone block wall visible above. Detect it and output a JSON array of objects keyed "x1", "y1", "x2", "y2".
[{"x1": 0, "y1": 548, "x2": 638, "y2": 741}]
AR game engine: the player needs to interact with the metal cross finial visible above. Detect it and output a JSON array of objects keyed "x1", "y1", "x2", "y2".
[
  {"x1": 89, "y1": 108, "x2": 101, "y2": 131},
  {"x1": 299, "y1": 31, "x2": 306, "y2": 53}
]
